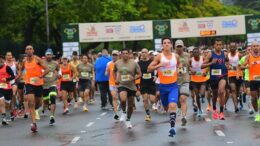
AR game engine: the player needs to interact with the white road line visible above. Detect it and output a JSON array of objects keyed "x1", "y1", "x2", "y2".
[
  {"x1": 205, "y1": 118, "x2": 211, "y2": 122},
  {"x1": 96, "y1": 117, "x2": 101, "y2": 120},
  {"x1": 80, "y1": 130, "x2": 86, "y2": 133},
  {"x1": 71, "y1": 136, "x2": 80, "y2": 144},
  {"x1": 100, "y1": 112, "x2": 107, "y2": 116},
  {"x1": 215, "y1": 130, "x2": 225, "y2": 136},
  {"x1": 86, "y1": 122, "x2": 94, "y2": 127},
  {"x1": 227, "y1": 141, "x2": 234, "y2": 144}
]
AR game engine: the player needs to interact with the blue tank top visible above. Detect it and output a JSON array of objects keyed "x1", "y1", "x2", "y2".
[{"x1": 210, "y1": 50, "x2": 227, "y2": 80}]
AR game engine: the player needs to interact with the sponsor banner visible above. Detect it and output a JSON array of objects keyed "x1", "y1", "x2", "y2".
[
  {"x1": 62, "y1": 42, "x2": 80, "y2": 59},
  {"x1": 245, "y1": 15, "x2": 260, "y2": 33},
  {"x1": 171, "y1": 15, "x2": 245, "y2": 38},
  {"x1": 79, "y1": 21, "x2": 153, "y2": 42},
  {"x1": 61, "y1": 24, "x2": 79, "y2": 42},
  {"x1": 153, "y1": 20, "x2": 171, "y2": 38}
]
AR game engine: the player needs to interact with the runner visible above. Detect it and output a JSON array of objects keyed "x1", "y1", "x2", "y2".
[
  {"x1": 189, "y1": 48, "x2": 208, "y2": 118},
  {"x1": 59, "y1": 55, "x2": 76, "y2": 115},
  {"x1": 77, "y1": 54, "x2": 95, "y2": 112},
  {"x1": 42, "y1": 49, "x2": 59, "y2": 125},
  {"x1": 175, "y1": 39, "x2": 190, "y2": 126},
  {"x1": 21, "y1": 45, "x2": 49, "y2": 132},
  {"x1": 241, "y1": 41, "x2": 260, "y2": 122},
  {"x1": 138, "y1": 48, "x2": 156, "y2": 122},
  {"x1": 202, "y1": 38, "x2": 228, "y2": 120},
  {"x1": 148, "y1": 37, "x2": 181, "y2": 137},
  {"x1": 105, "y1": 50, "x2": 120, "y2": 120},
  {"x1": 227, "y1": 42, "x2": 243, "y2": 113},
  {"x1": 114, "y1": 48, "x2": 142, "y2": 129},
  {"x1": 0, "y1": 55, "x2": 15, "y2": 125},
  {"x1": 5, "y1": 52, "x2": 18, "y2": 121},
  {"x1": 69, "y1": 51, "x2": 80, "y2": 109}
]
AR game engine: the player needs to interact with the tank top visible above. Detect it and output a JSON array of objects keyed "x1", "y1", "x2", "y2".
[
  {"x1": 60, "y1": 64, "x2": 72, "y2": 82},
  {"x1": 228, "y1": 52, "x2": 242, "y2": 77},
  {"x1": 24, "y1": 57, "x2": 44, "y2": 86},
  {"x1": 191, "y1": 56, "x2": 207, "y2": 82},
  {"x1": 210, "y1": 51, "x2": 227, "y2": 80},
  {"x1": 0, "y1": 65, "x2": 12, "y2": 90},
  {"x1": 249, "y1": 53, "x2": 260, "y2": 81},
  {"x1": 107, "y1": 61, "x2": 116, "y2": 86},
  {"x1": 157, "y1": 53, "x2": 177, "y2": 84}
]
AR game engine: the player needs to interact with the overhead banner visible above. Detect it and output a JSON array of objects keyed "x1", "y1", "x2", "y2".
[
  {"x1": 171, "y1": 15, "x2": 246, "y2": 38},
  {"x1": 245, "y1": 15, "x2": 260, "y2": 33},
  {"x1": 79, "y1": 21, "x2": 153, "y2": 42}
]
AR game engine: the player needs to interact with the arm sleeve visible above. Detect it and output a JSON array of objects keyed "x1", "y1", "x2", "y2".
[{"x1": 6, "y1": 66, "x2": 15, "y2": 81}]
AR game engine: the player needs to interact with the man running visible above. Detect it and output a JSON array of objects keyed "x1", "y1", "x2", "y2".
[
  {"x1": 0, "y1": 55, "x2": 15, "y2": 125},
  {"x1": 241, "y1": 41, "x2": 260, "y2": 122},
  {"x1": 114, "y1": 48, "x2": 141, "y2": 129},
  {"x1": 138, "y1": 48, "x2": 156, "y2": 122},
  {"x1": 175, "y1": 40, "x2": 190, "y2": 126},
  {"x1": 77, "y1": 54, "x2": 95, "y2": 112},
  {"x1": 202, "y1": 38, "x2": 228, "y2": 120},
  {"x1": 106, "y1": 50, "x2": 120, "y2": 120},
  {"x1": 21, "y1": 45, "x2": 49, "y2": 132},
  {"x1": 148, "y1": 37, "x2": 181, "y2": 137},
  {"x1": 42, "y1": 49, "x2": 59, "y2": 125}
]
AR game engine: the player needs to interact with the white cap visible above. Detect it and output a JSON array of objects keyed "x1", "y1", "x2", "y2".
[
  {"x1": 153, "y1": 51, "x2": 159, "y2": 56},
  {"x1": 112, "y1": 50, "x2": 119, "y2": 55},
  {"x1": 149, "y1": 50, "x2": 154, "y2": 54},
  {"x1": 175, "y1": 40, "x2": 184, "y2": 47}
]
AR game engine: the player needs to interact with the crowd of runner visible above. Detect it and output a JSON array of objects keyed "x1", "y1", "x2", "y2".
[{"x1": 0, "y1": 37, "x2": 259, "y2": 137}]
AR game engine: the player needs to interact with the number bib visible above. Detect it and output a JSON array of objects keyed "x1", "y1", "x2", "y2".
[
  {"x1": 30, "y1": 77, "x2": 38, "y2": 84},
  {"x1": 62, "y1": 74, "x2": 70, "y2": 80},
  {"x1": 81, "y1": 72, "x2": 89, "y2": 78},
  {"x1": 45, "y1": 72, "x2": 53, "y2": 78},
  {"x1": 211, "y1": 69, "x2": 222, "y2": 76},
  {"x1": 121, "y1": 75, "x2": 130, "y2": 81},
  {"x1": 254, "y1": 75, "x2": 260, "y2": 81},
  {"x1": 0, "y1": 83, "x2": 7, "y2": 89},
  {"x1": 162, "y1": 70, "x2": 174, "y2": 76},
  {"x1": 142, "y1": 73, "x2": 151, "y2": 79}
]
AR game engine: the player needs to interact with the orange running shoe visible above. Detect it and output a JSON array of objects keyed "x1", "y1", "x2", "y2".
[
  {"x1": 212, "y1": 110, "x2": 219, "y2": 120},
  {"x1": 207, "y1": 105, "x2": 211, "y2": 112},
  {"x1": 219, "y1": 112, "x2": 225, "y2": 120}
]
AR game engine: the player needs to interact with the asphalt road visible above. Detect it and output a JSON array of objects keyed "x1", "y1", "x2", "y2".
[{"x1": 0, "y1": 95, "x2": 259, "y2": 146}]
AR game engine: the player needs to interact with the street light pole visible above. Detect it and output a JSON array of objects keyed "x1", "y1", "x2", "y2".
[{"x1": 45, "y1": 0, "x2": 50, "y2": 48}]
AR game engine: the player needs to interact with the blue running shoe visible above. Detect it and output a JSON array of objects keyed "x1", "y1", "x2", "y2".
[{"x1": 168, "y1": 127, "x2": 176, "y2": 137}]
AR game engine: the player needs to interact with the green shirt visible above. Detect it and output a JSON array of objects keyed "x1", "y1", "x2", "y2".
[{"x1": 239, "y1": 56, "x2": 249, "y2": 81}]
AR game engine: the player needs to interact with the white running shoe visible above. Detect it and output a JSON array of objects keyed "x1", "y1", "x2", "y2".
[
  {"x1": 125, "y1": 120, "x2": 132, "y2": 129},
  {"x1": 120, "y1": 113, "x2": 126, "y2": 122}
]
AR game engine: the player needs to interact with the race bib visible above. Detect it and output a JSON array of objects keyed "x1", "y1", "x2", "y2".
[
  {"x1": 183, "y1": 67, "x2": 187, "y2": 73},
  {"x1": 30, "y1": 77, "x2": 39, "y2": 84},
  {"x1": 81, "y1": 72, "x2": 89, "y2": 77},
  {"x1": 121, "y1": 75, "x2": 130, "y2": 81},
  {"x1": 62, "y1": 74, "x2": 70, "y2": 80},
  {"x1": 254, "y1": 75, "x2": 260, "y2": 81},
  {"x1": 45, "y1": 72, "x2": 53, "y2": 78},
  {"x1": 211, "y1": 69, "x2": 222, "y2": 76},
  {"x1": 142, "y1": 73, "x2": 152, "y2": 79},
  {"x1": 0, "y1": 83, "x2": 7, "y2": 89},
  {"x1": 162, "y1": 70, "x2": 174, "y2": 76}
]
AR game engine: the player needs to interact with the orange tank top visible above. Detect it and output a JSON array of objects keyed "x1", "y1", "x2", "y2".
[
  {"x1": 60, "y1": 64, "x2": 72, "y2": 82},
  {"x1": 24, "y1": 57, "x2": 44, "y2": 86},
  {"x1": 107, "y1": 61, "x2": 116, "y2": 86},
  {"x1": 190, "y1": 56, "x2": 208, "y2": 83},
  {"x1": 228, "y1": 52, "x2": 243, "y2": 77},
  {"x1": 249, "y1": 53, "x2": 260, "y2": 81},
  {"x1": 157, "y1": 53, "x2": 178, "y2": 84}
]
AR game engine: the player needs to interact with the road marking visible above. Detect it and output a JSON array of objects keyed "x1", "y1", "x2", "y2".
[
  {"x1": 71, "y1": 136, "x2": 80, "y2": 144},
  {"x1": 205, "y1": 118, "x2": 211, "y2": 122},
  {"x1": 80, "y1": 130, "x2": 86, "y2": 133},
  {"x1": 100, "y1": 112, "x2": 107, "y2": 116},
  {"x1": 96, "y1": 117, "x2": 101, "y2": 120},
  {"x1": 86, "y1": 122, "x2": 94, "y2": 127},
  {"x1": 227, "y1": 141, "x2": 234, "y2": 144},
  {"x1": 215, "y1": 130, "x2": 225, "y2": 136}
]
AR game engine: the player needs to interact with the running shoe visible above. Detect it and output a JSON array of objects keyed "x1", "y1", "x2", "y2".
[
  {"x1": 10, "y1": 112, "x2": 15, "y2": 121},
  {"x1": 125, "y1": 120, "x2": 132, "y2": 129},
  {"x1": 24, "y1": 113, "x2": 29, "y2": 119},
  {"x1": 254, "y1": 114, "x2": 260, "y2": 122},
  {"x1": 31, "y1": 123, "x2": 37, "y2": 133},
  {"x1": 74, "y1": 102, "x2": 79, "y2": 109},
  {"x1": 197, "y1": 110, "x2": 203, "y2": 118},
  {"x1": 249, "y1": 109, "x2": 254, "y2": 116},
  {"x1": 206, "y1": 105, "x2": 211, "y2": 112},
  {"x1": 201, "y1": 97, "x2": 205, "y2": 104},
  {"x1": 145, "y1": 115, "x2": 151, "y2": 122},
  {"x1": 136, "y1": 96, "x2": 140, "y2": 102},
  {"x1": 83, "y1": 106, "x2": 89, "y2": 112},
  {"x1": 119, "y1": 113, "x2": 126, "y2": 122},
  {"x1": 168, "y1": 127, "x2": 176, "y2": 137},
  {"x1": 35, "y1": 110, "x2": 40, "y2": 120},
  {"x1": 49, "y1": 116, "x2": 55, "y2": 126},
  {"x1": 114, "y1": 114, "x2": 119, "y2": 121},
  {"x1": 63, "y1": 108, "x2": 69, "y2": 115},
  {"x1": 2, "y1": 118, "x2": 8, "y2": 125},
  {"x1": 235, "y1": 108, "x2": 239, "y2": 113},
  {"x1": 181, "y1": 117, "x2": 187, "y2": 126},
  {"x1": 152, "y1": 103, "x2": 158, "y2": 111},
  {"x1": 219, "y1": 112, "x2": 225, "y2": 120},
  {"x1": 212, "y1": 110, "x2": 219, "y2": 120},
  {"x1": 41, "y1": 110, "x2": 47, "y2": 117}
]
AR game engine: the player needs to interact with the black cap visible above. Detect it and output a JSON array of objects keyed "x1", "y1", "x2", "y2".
[{"x1": 72, "y1": 51, "x2": 78, "y2": 56}]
